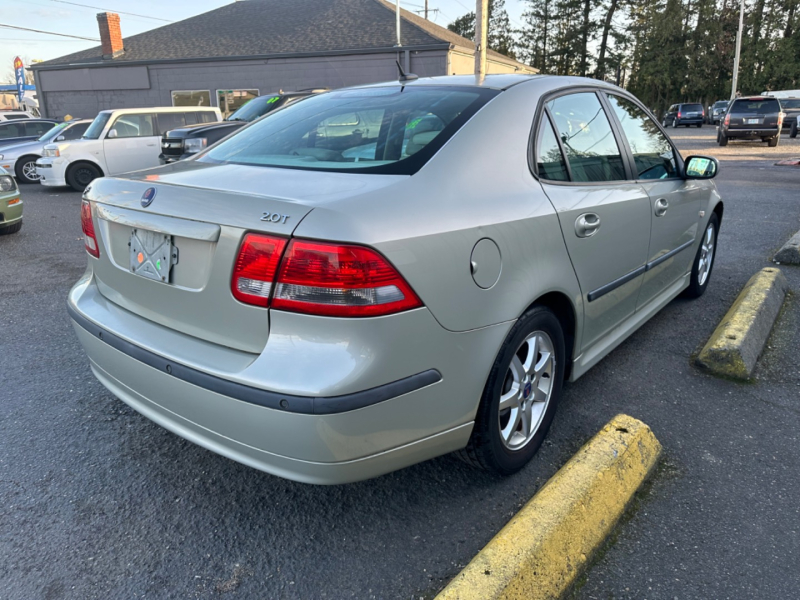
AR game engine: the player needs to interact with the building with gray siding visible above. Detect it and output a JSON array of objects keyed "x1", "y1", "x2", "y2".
[{"x1": 31, "y1": 0, "x2": 536, "y2": 121}]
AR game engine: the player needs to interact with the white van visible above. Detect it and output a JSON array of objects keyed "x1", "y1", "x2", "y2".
[{"x1": 36, "y1": 106, "x2": 221, "y2": 191}]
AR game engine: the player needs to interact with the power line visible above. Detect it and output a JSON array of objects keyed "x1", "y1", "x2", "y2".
[
  {"x1": 0, "y1": 23, "x2": 100, "y2": 41},
  {"x1": 48, "y1": 0, "x2": 173, "y2": 22}
]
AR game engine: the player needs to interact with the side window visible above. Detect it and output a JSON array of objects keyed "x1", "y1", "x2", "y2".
[
  {"x1": 111, "y1": 114, "x2": 155, "y2": 138},
  {"x1": 63, "y1": 122, "x2": 90, "y2": 140},
  {"x1": 547, "y1": 92, "x2": 627, "y2": 183},
  {"x1": 535, "y1": 117, "x2": 569, "y2": 181},
  {"x1": 156, "y1": 112, "x2": 187, "y2": 134},
  {"x1": 198, "y1": 112, "x2": 217, "y2": 123},
  {"x1": 184, "y1": 112, "x2": 198, "y2": 125},
  {"x1": 0, "y1": 123, "x2": 20, "y2": 138},
  {"x1": 26, "y1": 121, "x2": 52, "y2": 137},
  {"x1": 606, "y1": 94, "x2": 678, "y2": 180}
]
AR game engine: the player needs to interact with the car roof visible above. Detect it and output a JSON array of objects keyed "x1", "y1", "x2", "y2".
[
  {"x1": 96, "y1": 107, "x2": 219, "y2": 115},
  {"x1": 733, "y1": 96, "x2": 779, "y2": 101}
]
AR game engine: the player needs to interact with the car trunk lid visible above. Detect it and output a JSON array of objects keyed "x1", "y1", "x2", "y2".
[{"x1": 84, "y1": 161, "x2": 405, "y2": 353}]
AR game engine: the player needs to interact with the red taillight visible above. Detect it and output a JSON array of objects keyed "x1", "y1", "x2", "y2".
[
  {"x1": 271, "y1": 239, "x2": 423, "y2": 317},
  {"x1": 231, "y1": 233, "x2": 287, "y2": 307},
  {"x1": 81, "y1": 200, "x2": 99, "y2": 258},
  {"x1": 724, "y1": 113, "x2": 731, "y2": 126},
  {"x1": 677, "y1": 111, "x2": 682, "y2": 118}
]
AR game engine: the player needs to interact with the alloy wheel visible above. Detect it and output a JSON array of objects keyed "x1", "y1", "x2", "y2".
[
  {"x1": 22, "y1": 161, "x2": 40, "y2": 182},
  {"x1": 698, "y1": 222, "x2": 715, "y2": 286},
  {"x1": 498, "y1": 331, "x2": 555, "y2": 451}
]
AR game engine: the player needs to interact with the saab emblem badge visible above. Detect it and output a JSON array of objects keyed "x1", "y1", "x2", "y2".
[{"x1": 141, "y1": 187, "x2": 157, "y2": 207}]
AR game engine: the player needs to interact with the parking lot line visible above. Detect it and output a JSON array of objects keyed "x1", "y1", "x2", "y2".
[{"x1": 435, "y1": 414, "x2": 661, "y2": 600}]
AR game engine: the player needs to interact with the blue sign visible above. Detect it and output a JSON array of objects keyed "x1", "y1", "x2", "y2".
[{"x1": 13, "y1": 57, "x2": 24, "y2": 102}]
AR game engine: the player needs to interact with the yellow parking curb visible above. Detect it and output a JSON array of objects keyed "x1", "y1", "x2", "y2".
[
  {"x1": 696, "y1": 267, "x2": 789, "y2": 380},
  {"x1": 435, "y1": 414, "x2": 661, "y2": 600}
]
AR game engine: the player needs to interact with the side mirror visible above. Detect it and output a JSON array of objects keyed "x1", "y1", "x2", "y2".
[
  {"x1": 684, "y1": 155, "x2": 719, "y2": 179},
  {"x1": 55, "y1": 135, "x2": 65, "y2": 141},
  {"x1": 106, "y1": 129, "x2": 118, "y2": 139}
]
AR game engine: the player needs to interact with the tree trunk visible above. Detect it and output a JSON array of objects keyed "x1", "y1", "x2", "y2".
[{"x1": 595, "y1": 0, "x2": 619, "y2": 80}]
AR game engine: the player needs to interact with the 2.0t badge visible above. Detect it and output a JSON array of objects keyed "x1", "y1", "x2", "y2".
[{"x1": 141, "y1": 187, "x2": 157, "y2": 207}]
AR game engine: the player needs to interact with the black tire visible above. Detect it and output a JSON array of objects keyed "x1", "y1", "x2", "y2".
[
  {"x1": 683, "y1": 212, "x2": 719, "y2": 299},
  {"x1": 662, "y1": 119, "x2": 668, "y2": 127},
  {"x1": 14, "y1": 155, "x2": 41, "y2": 184},
  {"x1": 696, "y1": 123, "x2": 702, "y2": 128},
  {"x1": 672, "y1": 119, "x2": 679, "y2": 128},
  {"x1": 767, "y1": 135, "x2": 779, "y2": 147},
  {"x1": 0, "y1": 221, "x2": 22, "y2": 235},
  {"x1": 457, "y1": 306, "x2": 566, "y2": 475},
  {"x1": 66, "y1": 162, "x2": 101, "y2": 192},
  {"x1": 718, "y1": 132, "x2": 728, "y2": 146},
  {"x1": 790, "y1": 121, "x2": 798, "y2": 139}
]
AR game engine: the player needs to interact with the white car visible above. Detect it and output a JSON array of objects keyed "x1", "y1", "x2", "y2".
[
  {"x1": 36, "y1": 106, "x2": 221, "y2": 191},
  {"x1": 0, "y1": 111, "x2": 35, "y2": 121}
]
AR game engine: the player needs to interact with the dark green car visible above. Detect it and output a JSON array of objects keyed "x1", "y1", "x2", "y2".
[{"x1": 0, "y1": 167, "x2": 22, "y2": 235}]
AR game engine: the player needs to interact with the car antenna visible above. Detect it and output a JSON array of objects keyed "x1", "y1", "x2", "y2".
[{"x1": 396, "y1": 60, "x2": 418, "y2": 83}]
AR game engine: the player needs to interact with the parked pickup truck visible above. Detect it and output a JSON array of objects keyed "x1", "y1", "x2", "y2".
[{"x1": 159, "y1": 89, "x2": 327, "y2": 164}]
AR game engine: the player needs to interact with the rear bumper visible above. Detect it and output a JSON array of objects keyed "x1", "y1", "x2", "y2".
[
  {"x1": 676, "y1": 117, "x2": 703, "y2": 125},
  {"x1": 723, "y1": 127, "x2": 780, "y2": 138},
  {"x1": 68, "y1": 274, "x2": 511, "y2": 483}
]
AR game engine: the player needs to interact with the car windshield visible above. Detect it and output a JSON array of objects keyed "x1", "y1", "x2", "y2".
[
  {"x1": 731, "y1": 99, "x2": 780, "y2": 113},
  {"x1": 83, "y1": 112, "x2": 111, "y2": 139},
  {"x1": 713, "y1": 101, "x2": 728, "y2": 109},
  {"x1": 683, "y1": 104, "x2": 703, "y2": 112},
  {"x1": 779, "y1": 99, "x2": 800, "y2": 109},
  {"x1": 38, "y1": 122, "x2": 69, "y2": 142},
  {"x1": 227, "y1": 95, "x2": 283, "y2": 122},
  {"x1": 199, "y1": 86, "x2": 497, "y2": 175}
]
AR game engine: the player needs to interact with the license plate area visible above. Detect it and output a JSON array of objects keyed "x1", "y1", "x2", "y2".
[
  {"x1": 129, "y1": 228, "x2": 178, "y2": 283},
  {"x1": 745, "y1": 118, "x2": 761, "y2": 125}
]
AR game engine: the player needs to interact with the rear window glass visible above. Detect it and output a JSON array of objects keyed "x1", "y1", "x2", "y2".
[
  {"x1": 682, "y1": 104, "x2": 703, "y2": 112},
  {"x1": 730, "y1": 99, "x2": 780, "y2": 113},
  {"x1": 199, "y1": 86, "x2": 498, "y2": 175},
  {"x1": 779, "y1": 99, "x2": 800, "y2": 109},
  {"x1": 713, "y1": 101, "x2": 728, "y2": 108}
]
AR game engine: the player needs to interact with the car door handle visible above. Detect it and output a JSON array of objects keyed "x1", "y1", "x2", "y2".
[
  {"x1": 654, "y1": 198, "x2": 669, "y2": 217},
  {"x1": 575, "y1": 213, "x2": 601, "y2": 238}
]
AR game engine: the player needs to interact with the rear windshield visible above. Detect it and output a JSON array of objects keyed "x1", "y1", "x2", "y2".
[
  {"x1": 730, "y1": 99, "x2": 780, "y2": 114},
  {"x1": 227, "y1": 95, "x2": 283, "y2": 122},
  {"x1": 83, "y1": 112, "x2": 111, "y2": 139},
  {"x1": 682, "y1": 104, "x2": 703, "y2": 112},
  {"x1": 779, "y1": 99, "x2": 800, "y2": 109},
  {"x1": 198, "y1": 86, "x2": 498, "y2": 175},
  {"x1": 713, "y1": 101, "x2": 728, "y2": 108}
]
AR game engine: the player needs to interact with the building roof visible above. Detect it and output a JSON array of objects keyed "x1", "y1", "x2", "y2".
[{"x1": 35, "y1": 0, "x2": 530, "y2": 70}]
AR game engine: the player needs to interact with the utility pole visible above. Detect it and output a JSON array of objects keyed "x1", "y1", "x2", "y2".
[
  {"x1": 474, "y1": 0, "x2": 488, "y2": 77},
  {"x1": 730, "y1": 0, "x2": 744, "y2": 100},
  {"x1": 424, "y1": 0, "x2": 428, "y2": 20}
]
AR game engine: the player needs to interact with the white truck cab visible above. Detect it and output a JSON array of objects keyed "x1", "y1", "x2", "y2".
[{"x1": 36, "y1": 106, "x2": 221, "y2": 191}]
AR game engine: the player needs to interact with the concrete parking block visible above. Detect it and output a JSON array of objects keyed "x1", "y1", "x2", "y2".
[
  {"x1": 774, "y1": 231, "x2": 800, "y2": 265},
  {"x1": 435, "y1": 414, "x2": 661, "y2": 600},
  {"x1": 696, "y1": 267, "x2": 789, "y2": 380}
]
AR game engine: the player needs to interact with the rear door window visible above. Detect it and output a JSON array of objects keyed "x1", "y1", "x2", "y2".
[
  {"x1": 606, "y1": 94, "x2": 678, "y2": 180},
  {"x1": 156, "y1": 112, "x2": 187, "y2": 134},
  {"x1": 546, "y1": 92, "x2": 627, "y2": 183},
  {"x1": 0, "y1": 123, "x2": 21, "y2": 138},
  {"x1": 535, "y1": 117, "x2": 569, "y2": 181}
]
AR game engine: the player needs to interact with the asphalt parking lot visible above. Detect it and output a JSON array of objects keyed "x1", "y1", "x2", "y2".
[{"x1": 1, "y1": 126, "x2": 799, "y2": 599}]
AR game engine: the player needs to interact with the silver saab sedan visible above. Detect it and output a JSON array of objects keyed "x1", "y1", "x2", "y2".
[{"x1": 69, "y1": 75, "x2": 722, "y2": 484}]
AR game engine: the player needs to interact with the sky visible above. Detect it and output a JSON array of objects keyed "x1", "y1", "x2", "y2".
[{"x1": 0, "y1": 0, "x2": 528, "y2": 82}]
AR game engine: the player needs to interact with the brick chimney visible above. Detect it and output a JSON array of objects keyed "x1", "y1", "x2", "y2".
[{"x1": 97, "y1": 12, "x2": 124, "y2": 59}]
